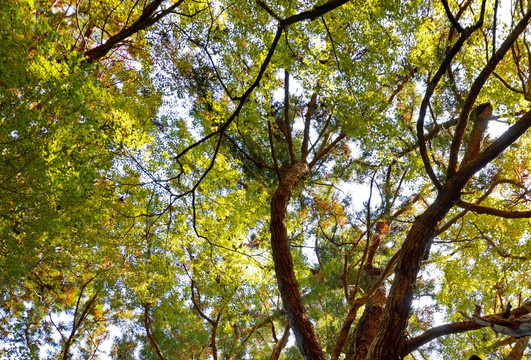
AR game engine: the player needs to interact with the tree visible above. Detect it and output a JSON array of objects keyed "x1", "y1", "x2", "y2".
[{"x1": 2, "y1": 0, "x2": 531, "y2": 359}]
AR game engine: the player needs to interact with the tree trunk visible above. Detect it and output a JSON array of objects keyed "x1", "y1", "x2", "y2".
[
  {"x1": 367, "y1": 179, "x2": 466, "y2": 359},
  {"x1": 270, "y1": 321, "x2": 291, "y2": 360},
  {"x1": 505, "y1": 336, "x2": 530, "y2": 360},
  {"x1": 367, "y1": 110, "x2": 531, "y2": 359},
  {"x1": 346, "y1": 266, "x2": 387, "y2": 360},
  {"x1": 270, "y1": 161, "x2": 325, "y2": 360}
]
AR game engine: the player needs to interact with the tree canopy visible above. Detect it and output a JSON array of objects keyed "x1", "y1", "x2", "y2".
[{"x1": 1, "y1": 0, "x2": 531, "y2": 359}]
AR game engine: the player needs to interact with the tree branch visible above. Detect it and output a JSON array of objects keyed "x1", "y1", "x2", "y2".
[
  {"x1": 270, "y1": 321, "x2": 290, "y2": 360},
  {"x1": 458, "y1": 200, "x2": 531, "y2": 218},
  {"x1": 284, "y1": 70, "x2": 297, "y2": 164},
  {"x1": 447, "y1": 8, "x2": 531, "y2": 178},
  {"x1": 280, "y1": 0, "x2": 351, "y2": 27},
  {"x1": 404, "y1": 321, "x2": 483, "y2": 354},
  {"x1": 301, "y1": 91, "x2": 318, "y2": 161},
  {"x1": 85, "y1": 0, "x2": 185, "y2": 62},
  {"x1": 144, "y1": 303, "x2": 167, "y2": 360},
  {"x1": 440, "y1": 0, "x2": 465, "y2": 33},
  {"x1": 416, "y1": 27, "x2": 478, "y2": 191}
]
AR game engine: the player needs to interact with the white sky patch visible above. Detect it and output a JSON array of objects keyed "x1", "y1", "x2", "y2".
[
  {"x1": 340, "y1": 180, "x2": 382, "y2": 213},
  {"x1": 272, "y1": 71, "x2": 305, "y2": 102},
  {"x1": 487, "y1": 118, "x2": 510, "y2": 138}
]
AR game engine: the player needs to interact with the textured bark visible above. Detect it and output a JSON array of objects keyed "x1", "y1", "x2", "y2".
[
  {"x1": 346, "y1": 267, "x2": 387, "y2": 360},
  {"x1": 505, "y1": 336, "x2": 529, "y2": 360},
  {"x1": 366, "y1": 184, "x2": 463, "y2": 359},
  {"x1": 404, "y1": 321, "x2": 483, "y2": 354},
  {"x1": 461, "y1": 103, "x2": 492, "y2": 165},
  {"x1": 270, "y1": 162, "x2": 325, "y2": 360},
  {"x1": 270, "y1": 322, "x2": 290, "y2": 360},
  {"x1": 366, "y1": 110, "x2": 531, "y2": 360}
]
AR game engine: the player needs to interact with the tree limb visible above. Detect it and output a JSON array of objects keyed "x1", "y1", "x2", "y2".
[
  {"x1": 458, "y1": 200, "x2": 531, "y2": 218},
  {"x1": 144, "y1": 303, "x2": 167, "y2": 360},
  {"x1": 447, "y1": 8, "x2": 531, "y2": 177},
  {"x1": 85, "y1": 0, "x2": 185, "y2": 62}
]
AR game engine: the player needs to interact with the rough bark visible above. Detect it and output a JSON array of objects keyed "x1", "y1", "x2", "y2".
[
  {"x1": 404, "y1": 321, "x2": 483, "y2": 354},
  {"x1": 270, "y1": 161, "x2": 325, "y2": 360},
  {"x1": 505, "y1": 336, "x2": 529, "y2": 360},
  {"x1": 366, "y1": 183, "x2": 463, "y2": 359},
  {"x1": 462, "y1": 103, "x2": 492, "y2": 165},
  {"x1": 270, "y1": 321, "x2": 291, "y2": 360},
  {"x1": 366, "y1": 96, "x2": 531, "y2": 360},
  {"x1": 346, "y1": 266, "x2": 387, "y2": 360}
]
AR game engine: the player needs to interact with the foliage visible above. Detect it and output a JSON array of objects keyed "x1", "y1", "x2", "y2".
[{"x1": 1, "y1": 0, "x2": 531, "y2": 359}]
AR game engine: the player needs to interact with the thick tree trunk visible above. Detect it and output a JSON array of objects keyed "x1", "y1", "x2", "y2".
[
  {"x1": 346, "y1": 266, "x2": 387, "y2": 360},
  {"x1": 270, "y1": 162, "x2": 325, "y2": 360},
  {"x1": 367, "y1": 110, "x2": 531, "y2": 359},
  {"x1": 366, "y1": 179, "x2": 467, "y2": 359}
]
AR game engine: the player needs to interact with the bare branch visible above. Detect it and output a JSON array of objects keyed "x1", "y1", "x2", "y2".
[
  {"x1": 281, "y1": 0, "x2": 351, "y2": 27},
  {"x1": 440, "y1": 0, "x2": 465, "y2": 33},
  {"x1": 144, "y1": 304, "x2": 167, "y2": 360},
  {"x1": 458, "y1": 200, "x2": 531, "y2": 218}
]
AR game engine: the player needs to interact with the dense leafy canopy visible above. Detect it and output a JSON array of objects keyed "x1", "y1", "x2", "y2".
[{"x1": 1, "y1": 0, "x2": 531, "y2": 359}]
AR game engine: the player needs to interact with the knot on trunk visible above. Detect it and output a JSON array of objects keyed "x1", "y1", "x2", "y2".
[{"x1": 281, "y1": 162, "x2": 310, "y2": 188}]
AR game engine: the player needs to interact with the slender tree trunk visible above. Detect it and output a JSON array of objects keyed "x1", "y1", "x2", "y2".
[
  {"x1": 270, "y1": 161, "x2": 325, "y2": 360},
  {"x1": 346, "y1": 266, "x2": 387, "y2": 360},
  {"x1": 270, "y1": 321, "x2": 291, "y2": 360}
]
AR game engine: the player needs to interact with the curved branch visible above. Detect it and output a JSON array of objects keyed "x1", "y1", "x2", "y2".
[
  {"x1": 174, "y1": 26, "x2": 283, "y2": 162},
  {"x1": 270, "y1": 321, "x2": 290, "y2": 360},
  {"x1": 416, "y1": 28, "x2": 477, "y2": 191},
  {"x1": 404, "y1": 321, "x2": 483, "y2": 354},
  {"x1": 280, "y1": 0, "x2": 351, "y2": 27},
  {"x1": 505, "y1": 336, "x2": 530, "y2": 360},
  {"x1": 225, "y1": 133, "x2": 277, "y2": 170},
  {"x1": 405, "y1": 301, "x2": 531, "y2": 355},
  {"x1": 144, "y1": 303, "x2": 167, "y2": 360},
  {"x1": 493, "y1": 71, "x2": 526, "y2": 94},
  {"x1": 85, "y1": 0, "x2": 185, "y2": 62},
  {"x1": 458, "y1": 200, "x2": 531, "y2": 218},
  {"x1": 310, "y1": 132, "x2": 346, "y2": 167},
  {"x1": 447, "y1": 8, "x2": 531, "y2": 177},
  {"x1": 441, "y1": 0, "x2": 465, "y2": 33},
  {"x1": 457, "y1": 109, "x2": 531, "y2": 181},
  {"x1": 270, "y1": 162, "x2": 324, "y2": 360}
]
